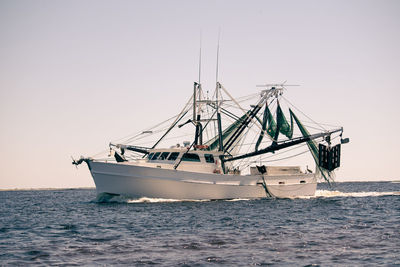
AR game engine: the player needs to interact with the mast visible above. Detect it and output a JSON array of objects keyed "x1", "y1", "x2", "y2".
[
  {"x1": 194, "y1": 83, "x2": 203, "y2": 148},
  {"x1": 216, "y1": 84, "x2": 224, "y2": 151},
  {"x1": 194, "y1": 36, "x2": 203, "y2": 148},
  {"x1": 214, "y1": 32, "x2": 225, "y2": 173},
  {"x1": 215, "y1": 33, "x2": 224, "y2": 152},
  {"x1": 193, "y1": 82, "x2": 197, "y2": 122}
]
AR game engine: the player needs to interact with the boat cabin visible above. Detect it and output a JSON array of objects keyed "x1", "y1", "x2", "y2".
[{"x1": 141, "y1": 148, "x2": 224, "y2": 174}]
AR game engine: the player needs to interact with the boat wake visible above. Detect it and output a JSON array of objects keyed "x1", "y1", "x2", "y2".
[
  {"x1": 94, "y1": 190, "x2": 400, "y2": 203},
  {"x1": 313, "y1": 190, "x2": 400, "y2": 198},
  {"x1": 94, "y1": 193, "x2": 211, "y2": 203},
  {"x1": 126, "y1": 197, "x2": 209, "y2": 203}
]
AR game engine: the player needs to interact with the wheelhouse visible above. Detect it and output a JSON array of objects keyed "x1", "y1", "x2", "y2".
[{"x1": 146, "y1": 149, "x2": 221, "y2": 165}]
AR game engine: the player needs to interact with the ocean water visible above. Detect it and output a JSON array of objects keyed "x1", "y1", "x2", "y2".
[{"x1": 0, "y1": 182, "x2": 399, "y2": 266}]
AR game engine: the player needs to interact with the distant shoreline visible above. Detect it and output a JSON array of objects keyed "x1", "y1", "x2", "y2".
[{"x1": 0, "y1": 187, "x2": 95, "y2": 191}]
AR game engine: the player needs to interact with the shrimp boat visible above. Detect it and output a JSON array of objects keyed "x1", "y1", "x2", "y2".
[{"x1": 73, "y1": 81, "x2": 348, "y2": 199}]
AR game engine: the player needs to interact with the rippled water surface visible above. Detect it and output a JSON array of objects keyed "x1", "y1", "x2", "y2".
[{"x1": 0, "y1": 182, "x2": 399, "y2": 266}]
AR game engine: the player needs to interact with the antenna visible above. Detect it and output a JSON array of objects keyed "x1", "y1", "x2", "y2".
[
  {"x1": 214, "y1": 29, "x2": 224, "y2": 154},
  {"x1": 216, "y1": 29, "x2": 221, "y2": 84},
  {"x1": 256, "y1": 83, "x2": 300, "y2": 88},
  {"x1": 194, "y1": 32, "x2": 203, "y2": 122},
  {"x1": 198, "y1": 31, "x2": 202, "y2": 84}
]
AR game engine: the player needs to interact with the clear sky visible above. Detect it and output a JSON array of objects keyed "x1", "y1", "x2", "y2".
[{"x1": 1, "y1": 0, "x2": 399, "y2": 189}]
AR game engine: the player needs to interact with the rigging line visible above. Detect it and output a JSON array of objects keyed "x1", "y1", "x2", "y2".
[
  {"x1": 198, "y1": 85, "x2": 205, "y2": 114},
  {"x1": 262, "y1": 149, "x2": 310, "y2": 163},
  {"x1": 219, "y1": 83, "x2": 273, "y2": 142},
  {"x1": 121, "y1": 115, "x2": 182, "y2": 144},
  {"x1": 237, "y1": 115, "x2": 264, "y2": 137},
  {"x1": 119, "y1": 103, "x2": 196, "y2": 143},
  {"x1": 240, "y1": 123, "x2": 277, "y2": 168},
  {"x1": 221, "y1": 102, "x2": 252, "y2": 109},
  {"x1": 233, "y1": 127, "x2": 252, "y2": 169},
  {"x1": 221, "y1": 95, "x2": 266, "y2": 108},
  {"x1": 300, "y1": 123, "x2": 328, "y2": 131},
  {"x1": 151, "y1": 110, "x2": 189, "y2": 149},
  {"x1": 239, "y1": 139, "x2": 305, "y2": 147},
  {"x1": 206, "y1": 102, "x2": 240, "y2": 121},
  {"x1": 256, "y1": 143, "x2": 309, "y2": 160},
  {"x1": 238, "y1": 137, "x2": 275, "y2": 169},
  {"x1": 239, "y1": 91, "x2": 261, "y2": 99},
  {"x1": 133, "y1": 134, "x2": 191, "y2": 146},
  {"x1": 90, "y1": 148, "x2": 111, "y2": 158},
  {"x1": 220, "y1": 98, "x2": 273, "y2": 114},
  {"x1": 281, "y1": 95, "x2": 326, "y2": 131},
  {"x1": 211, "y1": 87, "x2": 218, "y2": 141},
  {"x1": 274, "y1": 96, "x2": 326, "y2": 134},
  {"x1": 215, "y1": 85, "x2": 226, "y2": 139},
  {"x1": 220, "y1": 114, "x2": 243, "y2": 155},
  {"x1": 112, "y1": 113, "x2": 178, "y2": 144},
  {"x1": 125, "y1": 127, "x2": 176, "y2": 143},
  {"x1": 237, "y1": 125, "x2": 250, "y2": 153},
  {"x1": 308, "y1": 121, "x2": 341, "y2": 128},
  {"x1": 159, "y1": 133, "x2": 196, "y2": 142},
  {"x1": 300, "y1": 121, "x2": 341, "y2": 130},
  {"x1": 276, "y1": 97, "x2": 325, "y2": 131},
  {"x1": 124, "y1": 100, "x2": 193, "y2": 144},
  {"x1": 133, "y1": 121, "x2": 195, "y2": 139},
  {"x1": 231, "y1": 93, "x2": 260, "y2": 103},
  {"x1": 204, "y1": 92, "x2": 212, "y2": 142},
  {"x1": 234, "y1": 121, "x2": 259, "y2": 169}
]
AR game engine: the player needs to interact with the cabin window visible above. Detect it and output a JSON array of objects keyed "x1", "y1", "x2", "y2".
[
  {"x1": 147, "y1": 153, "x2": 154, "y2": 160},
  {"x1": 167, "y1": 152, "x2": 180, "y2": 161},
  {"x1": 181, "y1": 153, "x2": 201, "y2": 162},
  {"x1": 204, "y1": 154, "x2": 215, "y2": 163},
  {"x1": 151, "y1": 152, "x2": 161, "y2": 160},
  {"x1": 159, "y1": 152, "x2": 170, "y2": 160}
]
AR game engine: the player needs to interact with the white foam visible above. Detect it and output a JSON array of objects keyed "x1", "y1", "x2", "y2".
[
  {"x1": 127, "y1": 197, "x2": 183, "y2": 203},
  {"x1": 116, "y1": 191, "x2": 400, "y2": 203},
  {"x1": 124, "y1": 197, "x2": 252, "y2": 203},
  {"x1": 225, "y1": 198, "x2": 251, "y2": 202},
  {"x1": 126, "y1": 197, "x2": 211, "y2": 203},
  {"x1": 315, "y1": 190, "x2": 400, "y2": 198},
  {"x1": 97, "y1": 190, "x2": 400, "y2": 203}
]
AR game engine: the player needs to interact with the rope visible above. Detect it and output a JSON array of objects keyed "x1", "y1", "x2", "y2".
[
  {"x1": 220, "y1": 83, "x2": 273, "y2": 141},
  {"x1": 112, "y1": 113, "x2": 177, "y2": 144},
  {"x1": 262, "y1": 149, "x2": 310, "y2": 163},
  {"x1": 281, "y1": 95, "x2": 326, "y2": 131}
]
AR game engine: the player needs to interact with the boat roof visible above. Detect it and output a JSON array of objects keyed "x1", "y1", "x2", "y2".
[{"x1": 149, "y1": 148, "x2": 223, "y2": 155}]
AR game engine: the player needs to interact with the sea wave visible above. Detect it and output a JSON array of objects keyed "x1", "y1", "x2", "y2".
[{"x1": 1, "y1": 183, "x2": 399, "y2": 266}]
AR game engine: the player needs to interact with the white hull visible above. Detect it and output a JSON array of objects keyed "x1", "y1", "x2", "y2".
[{"x1": 88, "y1": 161, "x2": 317, "y2": 199}]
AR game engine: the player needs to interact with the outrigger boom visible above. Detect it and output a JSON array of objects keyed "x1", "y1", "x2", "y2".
[{"x1": 223, "y1": 128, "x2": 343, "y2": 162}]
